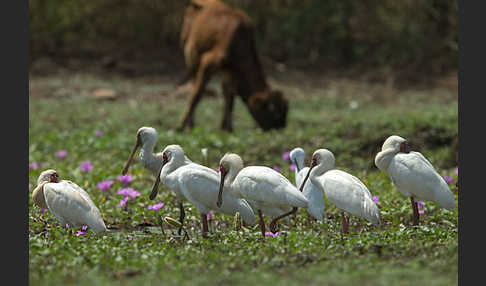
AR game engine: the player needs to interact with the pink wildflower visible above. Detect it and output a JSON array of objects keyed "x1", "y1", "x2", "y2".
[
  {"x1": 207, "y1": 210, "x2": 214, "y2": 219},
  {"x1": 97, "y1": 180, "x2": 114, "y2": 191},
  {"x1": 75, "y1": 230, "x2": 86, "y2": 236},
  {"x1": 117, "y1": 188, "x2": 140, "y2": 200},
  {"x1": 55, "y1": 150, "x2": 67, "y2": 159},
  {"x1": 282, "y1": 151, "x2": 291, "y2": 161},
  {"x1": 265, "y1": 232, "x2": 280, "y2": 238},
  {"x1": 444, "y1": 175, "x2": 454, "y2": 184},
  {"x1": 29, "y1": 162, "x2": 40, "y2": 170},
  {"x1": 80, "y1": 161, "x2": 94, "y2": 172},
  {"x1": 117, "y1": 174, "x2": 133, "y2": 186},
  {"x1": 417, "y1": 201, "x2": 425, "y2": 214},
  {"x1": 148, "y1": 202, "x2": 165, "y2": 212},
  {"x1": 120, "y1": 196, "x2": 129, "y2": 207},
  {"x1": 128, "y1": 190, "x2": 141, "y2": 200}
]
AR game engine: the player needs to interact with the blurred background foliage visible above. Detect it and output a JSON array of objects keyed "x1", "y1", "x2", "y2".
[{"x1": 29, "y1": 0, "x2": 457, "y2": 81}]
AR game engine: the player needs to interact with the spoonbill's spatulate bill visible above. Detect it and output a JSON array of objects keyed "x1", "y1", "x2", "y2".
[
  {"x1": 290, "y1": 147, "x2": 325, "y2": 221},
  {"x1": 299, "y1": 149, "x2": 380, "y2": 234},
  {"x1": 217, "y1": 153, "x2": 308, "y2": 237},
  {"x1": 32, "y1": 169, "x2": 107, "y2": 234},
  {"x1": 374, "y1": 135, "x2": 455, "y2": 225},
  {"x1": 150, "y1": 145, "x2": 256, "y2": 238}
]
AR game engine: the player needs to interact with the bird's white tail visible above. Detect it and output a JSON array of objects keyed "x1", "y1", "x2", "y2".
[
  {"x1": 285, "y1": 189, "x2": 309, "y2": 209},
  {"x1": 237, "y1": 199, "x2": 257, "y2": 226},
  {"x1": 362, "y1": 196, "x2": 381, "y2": 226},
  {"x1": 90, "y1": 217, "x2": 108, "y2": 234},
  {"x1": 435, "y1": 189, "x2": 456, "y2": 211}
]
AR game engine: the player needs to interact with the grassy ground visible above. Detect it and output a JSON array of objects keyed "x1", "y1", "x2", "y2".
[{"x1": 29, "y1": 70, "x2": 458, "y2": 285}]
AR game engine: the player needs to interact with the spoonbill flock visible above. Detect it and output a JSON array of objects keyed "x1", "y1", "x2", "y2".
[
  {"x1": 148, "y1": 145, "x2": 256, "y2": 238},
  {"x1": 30, "y1": 130, "x2": 456, "y2": 238}
]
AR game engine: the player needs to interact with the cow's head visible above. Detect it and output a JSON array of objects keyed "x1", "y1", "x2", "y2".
[{"x1": 248, "y1": 90, "x2": 288, "y2": 131}]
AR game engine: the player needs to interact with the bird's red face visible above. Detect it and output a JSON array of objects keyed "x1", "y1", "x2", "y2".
[
  {"x1": 49, "y1": 172, "x2": 59, "y2": 183},
  {"x1": 311, "y1": 155, "x2": 318, "y2": 168},
  {"x1": 400, "y1": 142, "x2": 410, "y2": 153}
]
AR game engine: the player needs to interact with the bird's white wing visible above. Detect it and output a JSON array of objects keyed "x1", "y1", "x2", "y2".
[
  {"x1": 186, "y1": 162, "x2": 219, "y2": 176},
  {"x1": 236, "y1": 166, "x2": 308, "y2": 208},
  {"x1": 63, "y1": 180, "x2": 96, "y2": 205},
  {"x1": 43, "y1": 181, "x2": 107, "y2": 233},
  {"x1": 410, "y1": 151, "x2": 436, "y2": 170},
  {"x1": 337, "y1": 170, "x2": 372, "y2": 198},
  {"x1": 174, "y1": 166, "x2": 256, "y2": 224},
  {"x1": 319, "y1": 170, "x2": 380, "y2": 225},
  {"x1": 389, "y1": 153, "x2": 455, "y2": 209}
]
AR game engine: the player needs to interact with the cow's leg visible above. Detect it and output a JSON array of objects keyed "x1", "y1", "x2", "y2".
[
  {"x1": 221, "y1": 76, "x2": 235, "y2": 132},
  {"x1": 177, "y1": 51, "x2": 221, "y2": 132}
]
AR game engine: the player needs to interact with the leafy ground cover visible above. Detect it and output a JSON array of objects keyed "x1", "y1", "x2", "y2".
[{"x1": 29, "y1": 71, "x2": 458, "y2": 285}]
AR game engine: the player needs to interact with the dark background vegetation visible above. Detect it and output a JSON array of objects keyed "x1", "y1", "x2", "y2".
[{"x1": 29, "y1": 0, "x2": 457, "y2": 83}]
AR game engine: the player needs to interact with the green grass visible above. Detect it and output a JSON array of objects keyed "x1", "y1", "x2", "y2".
[{"x1": 29, "y1": 72, "x2": 458, "y2": 285}]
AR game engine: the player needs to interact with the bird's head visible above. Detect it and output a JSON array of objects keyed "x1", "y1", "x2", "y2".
[
  {"x1": 382, "y1": 135, "x2": 409, "y2": 154},
  {"x1": 216, "y1": 153, "x2": 243, "y2": 208},
  {"x1": 149, "y1": 145, "x2": 185, "y2": 201},
  {"x1": 122, "y1": 127, "x2": 158, "y2": 175},
  {"x1": 37, "y1": 169, "x2": 60, "y2": 185},
  {"x1": 289, "y1": 147, "x2": 305, "y2": 171},
  {"x1": 310, "y1": 149, "x2": 335, "y2": 169},
  {"x1": 136, "y1": 127, "x2": 157, "y2": 144}
]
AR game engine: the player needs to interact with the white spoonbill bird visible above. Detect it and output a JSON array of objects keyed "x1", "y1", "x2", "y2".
[
  {"x1": 216, "y1": 153, "x2": 308, "y2": 237},
  {"x1": 32, "y1": 169, "x2": 107, "y2": 234},
  {"x1": 150, "y1": 145, "x2": 256, "y2": 238},
  {"x1": 299, "y1": 149, "x2": 380, "y2": 234},
  {"x1": 374, "y1": 135, "x2": 455, "y2": 225},
  {"x1": 290, "y1": 147, "x2": 325, "y2": 221},
  {"x1": 122, "y1": 126, "x2": 192, "y2": 176}
]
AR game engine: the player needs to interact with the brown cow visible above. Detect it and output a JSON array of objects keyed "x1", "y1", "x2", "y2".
[{"x1": 177, "y1": 0, "x2": 288, "y2": 132}]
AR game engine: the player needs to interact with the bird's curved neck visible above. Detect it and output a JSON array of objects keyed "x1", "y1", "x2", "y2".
[
  {"x1": 375, "y1": 148, "x2": 397, "y2": 172},
  {"x1": 310, "y1": 162, "x2": 333, "y2": 179},
  {"x1": 32, "y1": 183, "x2": 48, "y2": 209},
  {"x1": 139, "y1": 140, "x2": 161, "y2": 174},
  {"x1": 225, "y1": 165, "x2": 242, "y2": 188},
  {"x1": 293, "y1": 157, "x2": 305, "y2": 172},
  {"x1": 161, "y1": 155, "x2": 185, "y2": 179}
]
